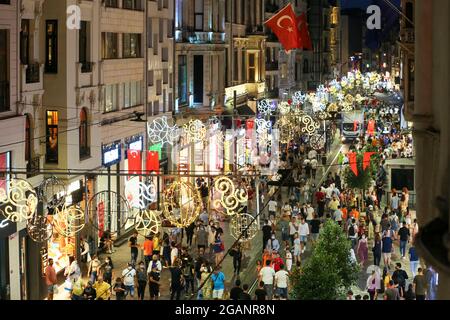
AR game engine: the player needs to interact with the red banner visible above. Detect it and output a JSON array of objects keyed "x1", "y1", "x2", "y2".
[
  {"x1": 348, "y1": 152, "x2": 358, "y2": 176},
  {"x1": 146, "y1": 151, "x2": 160, "y2": 173},
  {"x1": 127, "y1": 150, "x2": 141, "y2": 175},
  {"x1": 97, "y1": 201, "x2": 105, "y2": 238},
  {"x1": 363, "y1": 152, "x2": 376, "y2": 171},
  {"x1": 353, "y1": 120, "x2": 359, "y2": 132},
  {"x1": 296, "y1": 12, "x2": 313, "y2": 50},
  {"x1": 246, "y1": 120, "x2": 254, "y2": 138}
]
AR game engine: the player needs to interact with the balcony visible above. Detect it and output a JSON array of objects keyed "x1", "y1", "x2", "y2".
[
  {"x1": 26, "y1": 156, "x2": 40, "y2": 178},
  {"x1": 246, "y1": 25, "x2": 265, "y2": 36},
  {"x1": 0, "y1": 81, "x2": 9, "y2": 112},
  {"x1": 187, "y1": 32, "x2": 226, "y2": 44}
]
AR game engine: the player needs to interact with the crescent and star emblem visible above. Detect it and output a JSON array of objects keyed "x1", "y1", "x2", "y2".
[{"x1": 276, "y1": 15, "x2": 294, "y2": 32}]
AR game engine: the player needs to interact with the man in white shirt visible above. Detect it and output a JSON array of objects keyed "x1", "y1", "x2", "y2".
[
  {"x1": 306, "y1": 204, "x2": 315, "y2": 222},
  {"x1": 258, "y1": 260, "x2": 275, "y2": 300},
  {"x1": 122, "y1": 263, "x2": 137, "y2": 298},
  {"x1": 298, "y1": 218, "x2": 310, "y2": 254},
  {"x1": 275, "y1": 264, "x2": 290, "y2": 300},
  {"x1": 268, "y1": 200, "x2": 278, "y2": 217},
  {"x1": 308, "y1": 149, "x2": 317, "y2": 160}
]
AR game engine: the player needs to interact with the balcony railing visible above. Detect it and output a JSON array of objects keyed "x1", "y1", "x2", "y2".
[
  {"x1": 26, "y1": 156, "x2": 40, "y2": 178},
  {"x1": 81, "y1": 61, "x2": 93, "y2": 73},
  {"x1": 0, "y1": 81, "x2": 9, "y2": 112},
  {"x1": 26, "y1": 63, "x2": 40, "y2": 84}
]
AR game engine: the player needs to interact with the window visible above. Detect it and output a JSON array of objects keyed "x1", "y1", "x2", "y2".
[
  {"x1": 79, "y1": 21, "x2": 91, "y2": 72},
  {"x1": 102, "y1": 32, "x2": 118, "y2": 59},
  {"x1": 233, "y1": 49, "x2": 238, "y2": 82},
  {"x1": 194, "y1": 0, "x2": 204, "y2": 31},
  {"x1": 248, "y1": 53, "x2": 256, "y2": 83},
  {"x1": 0, "y1": 30, "x2": 9, "y2": 112},
  {"x1": 25, "y1": 114, "x2": 31, "y2": 162},
  {"x1": 104, "y1": 84, "x2": 118, "y2": 112},
  {"x1": 123, "y1": 81, "x2": 143, "y2": 108},
  {"x1": 167, "y1": 19, "x2": 173, "y2": 38},
  {"x1": 123, "y1": 0, "x2": 142, "y2": 10},
  {"x1": 405, "y1": 2, "x2": 414, "y2": 28},
  {"x1": 153, "y1": 100, "x2": 160, "y2": 115},
  {"x1": 79, "y1": 108, "x2": 89, "y2": 159},
  {"x1": 45, "y1": 20, "x2": 58, "y2": 73},
  {"x1": 163, "y1": 69, "x2": 168, "y2": 84},
  {"x1": 156, "y1": 80, "x2": 162, "y2": 96},
  {"x1": 46, "y1": 111, "x2": 58, "y2": 164},
  {"x1": 147, "y1": 18, "x2": 153, "y2": 48},
  {"x1": 159, "y1": 19, "x2": 164, "y2": 43},
  {"x1": 0, "y1": 0, "x2": 11, "y2": 4},
  {"x1": 123, "y1": 33, "x2": 141, "y2": 58},
  {"x1": 148, "y1": 70, "x2": 154, "y2": 86},
  {"x1": 178, "y1": 55, "x2": 187, "y2": 105},
  {"x1": 162, "y1": 47, "x2": 169, "y2": 62},
  {"x1": 105, "y1": 0, "x2": 118, "y2": 8},
  {"x1": 20, "y1": 19, "x2": 30, "y2": 65},
  {"x1": 0, "y1": 152, "x2": 11, "y2": 197}
]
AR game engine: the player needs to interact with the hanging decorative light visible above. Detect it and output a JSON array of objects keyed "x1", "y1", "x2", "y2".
[
  {"x1": 27, "y1": 213, "x2": 53, "y2": 242},
  {"x1": 124, "y1": 179, "x2": 157, "y2": 210},
  {"x1": 255, "y1": 118, "x2": 272, "y2": 134},
  {"x1": 213, "y1": 176, "x2": 248, "y2": 216},
  {"x1": 52, "y1": 205, "x2": 85, "y2": 237},
  {"x1": 310, "y1": 134, "x2": 326, "y2": 150},
  {"x1": 278, "y1": 101, "x2": 291, "y2": 115},
  {"x1": 0, "y1": 178, "x2": 38, "y2": 223},
  {"x1": 162, "y1": 181, "x2": 202, "y2": 228},
  {"x1": 134, "y1": 209, "x2": 161, "y2": 237},
  {"x1": 299, "y1": 114, "x2": 320, "y2": 136},
  {"x1": 88, "y1": 191, "x2": 132, "y2": 232},
  {"x1": 184, "y1": 119, "x2": 207, "y2": 143},
  {"x1": 37, "y1": 176, "x2": 66, "y2": 209},
  {"x1": 230, "y1": 213, "x2": 258, "y2": 242},
  {"x1": 147, "y1": 116, "x2": 180, "y2": 146},
  {"x1": 257, "y1": 99, "x2": 274, "y2": 116},
  {"x1": 292, "y1": 91, "x2": 307, "y2": 105}
]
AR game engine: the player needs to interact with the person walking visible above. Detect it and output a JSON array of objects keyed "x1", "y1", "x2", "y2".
[
  {"x1": 122, "y1": 263, "x2": 137, "y2": 299},
  {"x1": 113, "y1": 277, "x2": 127, "y2": 300},
  {"x1": 143, "y1": 236, "x2": 154, "y2": 269},
  {"x1": 230, "y1": 280, "x2": 244, "y2": 301},
  {"x1": 288, "y1": 217, "x2": 298, "y2": 247},
  {"x1": 408, "y1": 244, "x2": 420, "y2": 277},
  {"x1": 398, "y1": 222, "x2": 410, "y2": 259},
  {"x1": 211, "y1": 267, "x2": 226, "y2": 300},
  {"x1": 372, "y1": 233, "x2": 382, "y2": 266},
  {"x1": 392, "y1": 263, "x2": 408, "y2": 298},
  {"x1": 366, "y1": 270, "x2": 378, "y2": 300},
  {"x1": 231, "y1": 243, "x2": 243, "y2": 275},
  {"x1": 348, "y1": 219, "x2": 358, "y2": 250},
  {"x1": 254, "y1": 281, "x2": 267, "y2": 301},
  {"x1": 129, "y1": 231, "x2": 140, "y2": 266},
  {"x1": 298, "y1": 218, "x2": 309, "y2": 254},
  {"x1": 82, "y1": 281, "x2": 97, "y2": 300},
  {"x1": 169, "y1": 259, "x2": 184, "y2": 300},
  {"x1": 413, "y1": 267, "x2": 428, "y2": 300},
  {"x1": 44, "y1": 258, "x2": 57, "y2": 300},
  {"x1": 382, "y1": 230, "x2": 394, "y2": 269},
  {"x1": 285, "y1": 246, "x2": 293, "y2": 272},
  {"x1": 356, "y1": 234, "x2": 369, "y2": 266},
  {"x1": 274, "y1": 264, "x2": 289, "y2": 300},
  {"x1": 259, "y1": 260, "x2": 275, "y2": 300},
  {"x1": 136, "y1": 261, "x2": 147, "y2": 300},
  {"x1": 101, "y1": 256, "x2": 114, "y2": 285},
  {"x1": 93, "y1": 276, "x2": 111, "y2": 300},
  {"x1": 148, "y1": 265, "x2": 161, "y2": 300}
]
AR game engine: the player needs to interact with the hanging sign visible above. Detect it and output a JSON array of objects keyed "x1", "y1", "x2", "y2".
[{"x1": 102, "y1": 141, "x2": 122, "y2": 167}]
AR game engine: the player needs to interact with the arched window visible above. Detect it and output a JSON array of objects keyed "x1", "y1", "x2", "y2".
[
  {"x1": 25, "y1": 114, "x2": 31, "y2": 162},
  {"x1": 79, "y1": 108, "x2": 89, "y2": 158}
]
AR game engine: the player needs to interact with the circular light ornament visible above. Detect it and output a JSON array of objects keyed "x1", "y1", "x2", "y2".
[
  {"x1": 299, "y1": 114, "x2": 320, "y2": 136},
  {"x1": 52, "y1": 205, "x2": 85, "y2": 237},
  {"x1": 230, "y1": 213, "x2": 258, "y2": 243},
  {"x1": 213, "y1": 176, "x2": 248, "y2": 216},
  {"x1": 147, "y1": 116, "x2": 180, "y2": 146},
  {"x1": 257, "y1": 99, "x2": 274, "y2": 116},
  {"x1": 162, "y1": 181, "x2": 202, "y2": 228},
  {"x1": 0, "y1": 178, "x2": 38, "y2": 223},
  {"x1": 38, "y1": 176, "x2": 67, "y2": 209},
  {"x1": 327, "y1": 103, "x2": 339, "y2": 113},
  {"x1": 125, "y1": 179, "x2": 157, "y2": 210},
  {"x1": 27, "y1": 213, "x2": 53, "y2": 242},
  {"x1": 278, "y1": 101, "x2": 291, "y2": 115},
  {"x1": 292, "y1": 91, "x2": 307, "y2": 105},
  {"x1": 88, "y1": 191, "x2": 132, "y2": 232},
  {"x1": 184, "y1": 120, "x2": 207, "y2": 143},
  {"x1": 135, "y1": 209, "x2": 161, "y2": 237},
  {"x1": 255, "y1": 118, "x2": 272, "y2": 134}
]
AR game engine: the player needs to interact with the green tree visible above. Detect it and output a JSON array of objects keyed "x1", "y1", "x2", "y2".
[{"x1": 291, "y1": 221, "x2": 360, "y2": 300}]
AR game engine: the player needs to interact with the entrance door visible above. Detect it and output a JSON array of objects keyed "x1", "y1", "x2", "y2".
[{"x1": 193, "y1": 55, "x2": 204, "y2": 104}]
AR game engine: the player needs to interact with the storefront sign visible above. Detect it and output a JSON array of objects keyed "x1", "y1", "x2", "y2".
[
  {"x1": 125, "y1": 135, "x2": 144, "y2": 159},
  {"x1": 40, "y1": 247, "x2": 48, "y2": 276},
  {"x1": 102, "y1": 141, "x2": 122, "y2": 167}
]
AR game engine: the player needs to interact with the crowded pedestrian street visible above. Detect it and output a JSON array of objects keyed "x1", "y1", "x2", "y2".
[{"x1": 1, "y1": 0, "x2": 449, "y2": 305}]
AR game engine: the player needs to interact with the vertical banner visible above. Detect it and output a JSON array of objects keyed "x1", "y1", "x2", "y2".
[
  {"x1": 127, "y1": 150, "x2": 142, "y2": 175},
  {"x1": 146, "y1": 151, "x2": 160, "y2": 172},
  {"x1": 363, "y1": 152, "x2": 376, "y2": 171},
  {"x1": 348, "y1": 152, "x2": 358, "y2": 176},
  {"x1": 97, "y1": 201, "x2": 105, "y2": 238}
]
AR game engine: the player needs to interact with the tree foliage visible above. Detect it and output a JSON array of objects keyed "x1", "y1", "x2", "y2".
[
  {"x1": 343, "y1": 145, "x2": 379, "y2": 190},
  {"x1": 291, "y1": 221, "x2": 360, "y2": 300}
]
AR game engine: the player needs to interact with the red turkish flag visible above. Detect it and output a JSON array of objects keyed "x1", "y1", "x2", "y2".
[
  {"x1": 127, "y1": 150, "x2": 141, "y2": 175},
  {"x1": 296, "y1": 12, "x2": 313, "y2": 50},
  {"x1": 348, "y1": 152, "x2": 358, "y2": 176},
  {"x1": 363, "y1": 152, "x2": 376, "y2": 171},
  {"x1": 146, "y1": 151, "x2": 160, "y2": 173},
  {"x1": 265, "y1": 4, "x2": 301, "y2": 52}
]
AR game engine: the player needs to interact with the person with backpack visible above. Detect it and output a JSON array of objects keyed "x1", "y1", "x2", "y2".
[
  {"x1": 392, "y1": 263, "x2": 408, "y2": 298},
  {"x1": 121, "y1": 263, "x2": 137, "y2": 299},
  {"x1": 348, "y1": 219, "x2": 358, "y2": 250}
]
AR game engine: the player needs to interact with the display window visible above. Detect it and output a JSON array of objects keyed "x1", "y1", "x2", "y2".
[{"x1": 46, "y1": 218, "x2": 76, "y2": 274}]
